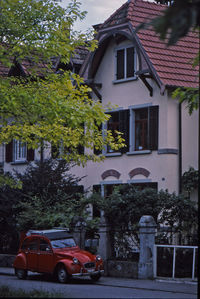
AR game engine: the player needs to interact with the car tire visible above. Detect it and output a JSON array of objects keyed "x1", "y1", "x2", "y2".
[
  {"x1": 90, "y1": 273, "x2": 101, "y2": 282},
  {"x1": 15, "y1": 268, "x2": 27, "y2": 280},
  {"x1": 57, "y1": 265, "x2": 68, "y2": 283}
]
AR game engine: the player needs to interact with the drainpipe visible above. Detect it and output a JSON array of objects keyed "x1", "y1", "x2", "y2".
[
  {"x1": 178, "y1": 103, "x2": 182, "y2": 194},
  {"x1": 198, "y1": 102, "x2": 200, "y2": 202}
]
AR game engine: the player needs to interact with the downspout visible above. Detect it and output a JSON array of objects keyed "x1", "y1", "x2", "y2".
[{"x1": 178, "y1": 103, "x2": 182, "y2": 194}]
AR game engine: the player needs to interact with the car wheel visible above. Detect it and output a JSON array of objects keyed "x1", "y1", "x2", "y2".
[
  {"x1": 15, "y1": 268, "x2": 27, "y2": 280},
  {"x1": 57, "y1": 265, "x2": 68, "y2": 283},
  {"x1": 90, "y1": 273, "x2": 101, "y2": 282}
]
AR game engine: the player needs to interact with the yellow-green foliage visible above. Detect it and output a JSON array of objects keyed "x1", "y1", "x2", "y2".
[{"x1": 0, "y1": 0, "x2": 124, "y2": 167}]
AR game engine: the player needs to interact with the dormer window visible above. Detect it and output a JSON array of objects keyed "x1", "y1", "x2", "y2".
[{"x1": 115, "y1": 46, "x2": 136, "y2": 82}]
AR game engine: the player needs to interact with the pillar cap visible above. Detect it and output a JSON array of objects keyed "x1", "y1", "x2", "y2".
[{"x1": 139, "y1": 215, "x2": 156, "y2": 227}]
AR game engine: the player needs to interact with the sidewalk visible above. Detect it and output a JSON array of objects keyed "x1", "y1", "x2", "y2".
[{"x1": 0, "y1": 267, "x2": 197, "y2": 296}]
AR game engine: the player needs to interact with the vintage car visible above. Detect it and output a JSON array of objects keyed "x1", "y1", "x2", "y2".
[{"x1": 13, "y1": 229, "x2": 104, "y2": 283}]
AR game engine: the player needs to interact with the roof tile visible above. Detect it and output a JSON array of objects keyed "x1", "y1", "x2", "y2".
[{"x1": 101, "y1": 0, "x2": 199, "y2": 88}]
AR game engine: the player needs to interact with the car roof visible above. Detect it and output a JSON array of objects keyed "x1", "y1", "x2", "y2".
[{"x1": 26, "y1": 229, "x2": 73, "y2": 240}]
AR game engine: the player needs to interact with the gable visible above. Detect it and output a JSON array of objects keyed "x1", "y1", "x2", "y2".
[{"x1": 81, "y1": 0, "x2": 199, "y2": 90}]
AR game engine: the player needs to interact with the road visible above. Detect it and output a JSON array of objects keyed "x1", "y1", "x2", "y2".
[{"x1": 0, "y1": 273, "x2": 197, "y2": 298}]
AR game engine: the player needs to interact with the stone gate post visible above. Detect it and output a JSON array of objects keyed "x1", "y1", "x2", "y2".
[
  {"x1": 98, "y1": 216, "x2": 111, "y2": 261},
  {"x1": 138, "y1": 215, "x2": 157, "y2": 279}
]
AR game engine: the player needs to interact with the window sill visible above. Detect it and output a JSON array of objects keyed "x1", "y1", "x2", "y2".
[
  {"x1": 10, "y1": 161, "x2": 28, "y2": 165},
  {"x1": 126, "y1": 150, "x2": 151, "y2": 156},
  {"x1": 113, "y1": 77, "x2": 138, "y2": 84},
  {"x1": 105, "y1": 152, "x2": 122, "y2": 157}
]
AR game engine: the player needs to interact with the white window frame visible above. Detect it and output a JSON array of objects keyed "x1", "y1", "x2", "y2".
[
  {"x1": 13, "y1": 140, "x2": 27, "y2": 162},
  {"x1": 114, "y1": 45, "x2": 137, "y2": 83}
]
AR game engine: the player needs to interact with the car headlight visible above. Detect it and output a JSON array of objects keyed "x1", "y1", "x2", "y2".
[
  {"x1": 96, "y1": 255, "x2": 102, "y2": 262},
  {"x1": 72, "y1": 257, "x2": 79, "y2": 264}
]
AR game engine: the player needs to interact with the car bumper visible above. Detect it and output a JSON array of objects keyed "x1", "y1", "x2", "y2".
[{"x1": 72, "y1": 269, "x2": 104, "y2": 277}]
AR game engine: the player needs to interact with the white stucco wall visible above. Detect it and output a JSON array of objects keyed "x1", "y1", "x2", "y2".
[
  {"x1": 71, "y1": 37, "x2": 187, "y2": 195},
  {"x1": 181, "y1": 103, "x2": 198, "y2": 173}
]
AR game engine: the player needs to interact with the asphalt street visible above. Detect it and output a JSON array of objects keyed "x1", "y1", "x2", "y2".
[{"x1": 0, "y1": 267, "x2": 197, "y2": 298}]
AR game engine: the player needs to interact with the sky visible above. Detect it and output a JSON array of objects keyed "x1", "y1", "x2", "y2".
[{"x1": 60, "y1": 0, "x2": 131, "y2": 32}]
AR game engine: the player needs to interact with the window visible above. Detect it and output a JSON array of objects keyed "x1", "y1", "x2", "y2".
[
  {"x1": 28, "y1": 239, "x2": 38, "y2": 251},
  {"x1": 106, "y1": 110, "x2": 129, "y2": 154},
  {"x1": 96, "y1": 106, "x2": 158, "y2": 155},
  {"x1": 5, "y1": 140, "x2": 34, "y2": 163},
  {"x1": 135, "y1": 109, "x2": 148, "y2": 151},
  {"x1": 40, "y1": 239, "x2": 51, "y2": 252},
  {"x1": 14, "y1": 140, "x2": 27, "y2": 162},
  {"x1": 130, "y1": 106, "x2": 159, "y2": 152},
  {"x1": 115, "y1": 46, "x2": 136, "y2": 81},
  {"x1": 51, "y1": 142, "x2": 84, "y2": 159}
]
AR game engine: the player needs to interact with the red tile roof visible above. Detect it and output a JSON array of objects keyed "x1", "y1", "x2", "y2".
[{"x1": 100, "y1": 0, "x2": 199, "y2": 88}]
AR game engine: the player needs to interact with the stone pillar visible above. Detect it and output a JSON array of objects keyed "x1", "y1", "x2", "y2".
[
  {"x1": 98, "y1": 216, "x2": 112, "y2": 261},
  {"x1": 138, "y1": 215, "x2": 157, "y2": 279}
]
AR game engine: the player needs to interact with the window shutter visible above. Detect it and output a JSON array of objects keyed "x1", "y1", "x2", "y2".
[
  {"x1": 51, "y1": 144, "x2": 59, "y2": 159},
  {"x1": 94, "y1": 123, "x2": 102, "y2": 155},
  {"x1": 116, "y1": 49, "x2": 124, "y2": 80},
  {"x1": 27, "y1": 148, "x2": 34, "y2": 161},
  {"x1": 5, "y1": 141, "x2": 13, "y2": 162},
  {"x1": 126, "y1": 47, "x2": 135, "y2": 78},
  {"x1": 119, "y1": 110, "x2": 129, "y2": 153},
  {"x1": 149, "y1": 106, "x2": 159, "y2": 150}
]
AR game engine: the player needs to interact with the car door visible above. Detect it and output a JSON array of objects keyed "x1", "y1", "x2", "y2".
[
  {"x1": 26, "y1": 237, "x2": 39, "y2": 271},
  {"x1": 37, "y1": 238, "x2": 54, "y2": 273}
]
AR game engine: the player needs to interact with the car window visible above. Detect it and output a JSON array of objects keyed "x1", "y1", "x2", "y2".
[
  {"x1": 39, "y1": 239, "x2": 51, "y2": 252},
  {"x1": 51, "y1": 238, "x2": 76, "y2": 249},
  {"x1": 28, "y1": 239, "x2": 38, "y2": 251},
  {"x1": 21, "y1": 239, "x2": 29, "y2": 250}
]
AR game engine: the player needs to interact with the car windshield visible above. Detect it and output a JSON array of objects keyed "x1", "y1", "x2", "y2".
[{"x1": 50, "y1": 238, "x2": 76, "y2": 249}]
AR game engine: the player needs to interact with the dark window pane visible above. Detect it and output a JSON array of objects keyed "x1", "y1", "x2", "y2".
[
  {"x1": 117, "y1": 49, "x2": 124, "y2": 80},
  {"x1": 132, "y1": 182, "x2": 158, "y2": 190},
  {"x1": 127, "y1": 47, "x2": 135, "y2": 78},
  {"x1": 28, "y1": 240, "x2": 38, "y2": 251},
  {"x1": 40, "y1": 239, "x2": 51, "y2": 251},
  {"x1": 21, "y1": 239, "x2": 29, "y2": 250},
  {"x1": 105, "y1": 184, "x2": 115, "y2": 197},
  {"x1": 119, "y1": 110, "x2": 129, "y2": 153},
  {"x1": 135, "y1": 108, "x2": 148, "y2": 150}
]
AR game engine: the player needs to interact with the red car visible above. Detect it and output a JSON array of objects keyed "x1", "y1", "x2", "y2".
[{"x1": 13, "y1": 229, "x2": 104, "y2": 283}]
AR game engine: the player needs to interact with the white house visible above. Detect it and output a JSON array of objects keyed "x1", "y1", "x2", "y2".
[
  {"x1": 70, "y1": 0, "x2": 199, "y2": 210},
  {"x1": 0, "y1": 0, "x2": 198, "y2": 209}
]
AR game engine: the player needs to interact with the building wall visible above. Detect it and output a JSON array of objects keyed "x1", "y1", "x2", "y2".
[
  {"x1": 71, "y1": 37, "x2": 186, "y2": 195},
  {"x1": 1, "y1": 37, "x2": 198, "y2": 201},
  {"x1": 181, "y1": 104, "x2": 198, "y2": 173}
]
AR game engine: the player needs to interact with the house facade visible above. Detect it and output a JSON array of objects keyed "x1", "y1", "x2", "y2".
[
  {"x1": 70, "y1": 0, "x2": 199, "y2": 207},
  {"x1": 0, "y1": 0, "x2": 198, "y2": 206}
]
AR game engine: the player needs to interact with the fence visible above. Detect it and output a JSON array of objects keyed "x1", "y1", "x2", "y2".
[{"x1": 153, "y1": 244, "x2": 198, "y2": 280}]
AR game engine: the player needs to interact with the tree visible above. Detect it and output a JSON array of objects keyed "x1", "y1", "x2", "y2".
[
  {"x1": 153, "y1": 0, "x2": 200, "y2": 46},
  {"x1": 0, "y1": 159, "x2": 87, "y2": 252},
  {"x1": 0, "y1": 0, "x2": 124, "y2": 168}
]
